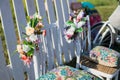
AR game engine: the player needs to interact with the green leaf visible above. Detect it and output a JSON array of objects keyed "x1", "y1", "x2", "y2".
[
  {"x1": 31, "y1": 18, "x2": 35, "y2": 28},
  {"x1": 65, "y1": 20, "x2": 76, "y2": 28},
  {"x1": 65, "y1": 20, "x2": 73, "y2": 26},
  {"x1": 27, "y1": 48, "x2": 34, "y2": 57},
  {"x1": 75, "y1": 27, "x2": 83, "y2": 32},
  {"x1": 34, "y1": 18, "x2": 38, "y2": 27}
]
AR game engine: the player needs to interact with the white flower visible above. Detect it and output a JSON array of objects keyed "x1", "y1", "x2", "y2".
[
  {"x1": 65, "y1": 36, "x2": 73, "y2": 43},
  {"x1": 25, "y1": 26, "x2": 35, "y2": 36},
  {"x1": 77, "y1": 21, "x2": 86, "y2": 28},
  {"x1": 29, "y1": 34, "x2": 38, "y2": 42},
  {"x1": 22, "y1": 45, "x2": 31, "y2": 53},
  {"x1": 65, "y1": 27, "x2": 75, "y2": 36},
  {"x1": 17, "y1": 45, "x2": 24, "y2": 53},
  {"x1": 77, "y1": 10, "x2": 84, "y2": 19}
]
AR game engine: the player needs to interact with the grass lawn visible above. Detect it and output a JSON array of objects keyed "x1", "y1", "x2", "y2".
[{"x1": 96, "y1": 5, "x2": 118, "y2": 21}]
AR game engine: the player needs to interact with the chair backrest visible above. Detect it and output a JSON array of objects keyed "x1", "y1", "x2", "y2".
[
  {"x1": 0, "y1": 0, "x2": 77, "y2": 80},
  {"x1": 109, "y1": 5, "x2": 120, "y2": 30}
]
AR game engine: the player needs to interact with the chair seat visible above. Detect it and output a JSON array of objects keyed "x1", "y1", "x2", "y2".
[
  {"x1": 37, "y1": 66, "x2": 101, "y2": 80},
  {"x1": 80, "y1": 55, "x2": 120, "y2": 74}
]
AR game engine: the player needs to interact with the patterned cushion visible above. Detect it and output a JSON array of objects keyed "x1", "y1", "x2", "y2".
[
  {"x1": 90, "y1": 46, "x2": 120, "y2": 67},
  {"x1": 37, "y1": 66, "x2": 101, "y2": 80}
]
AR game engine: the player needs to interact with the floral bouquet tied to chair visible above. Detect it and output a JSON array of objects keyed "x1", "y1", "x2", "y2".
[
  {"x1": 16, "y1": 13, "x2": 46, "y2": 66},
  {"x1": 64, "y1": 3, "x2": 86, "y2": 43}
]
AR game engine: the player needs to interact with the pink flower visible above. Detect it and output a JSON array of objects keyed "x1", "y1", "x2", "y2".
[
  {"x1": 26, "y1": 26, "x2": 35, "y2": 35},
  {"x1": 42, "y1": 30, "x2": 46, "y2": 36},
  {"x1": 17, "y1": 45, "x2": 24, "y2": 54},
  {"x1": 36, "y1": 22, "x2": 44, "y2": 29},
  {"x1": 20, "y1": 54, "x2": 27, "y2": 60},
  {"x1": 20, "y1": 55, "x2": 32, "y2": 66},
  {"x1": 30, "y1": 16, "x2": 34, "y2": 19}
]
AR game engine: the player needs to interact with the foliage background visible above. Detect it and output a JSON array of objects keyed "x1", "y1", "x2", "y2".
[{"x1": 78, "y1": 0, "x2": 118, "y2": 20}]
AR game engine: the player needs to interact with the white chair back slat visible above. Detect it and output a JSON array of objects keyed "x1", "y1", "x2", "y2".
[
  {"x1": 0, "y1": 38, "x2": 10, "y2": 80},
  {"x1": 38, "y1": 39, "x2": 46, "y2": 75},
  {"x1": 23, "y1": 0, "x2": 45, "y2": 79},
  {"x1": 61, "y1": 0, "x2": 69, "y2": 22},
  {"x1": 50, "y1": 24, "x2": 63, "y2": 66},
  {"x1": 43, "y1": 26, "x2": 55, "y2": 71},
  {"x1": 0, "y1": 0, "x2": 24, "y2": 80},
  {"x1": 62, "y1": 0, "x2": 77, "y2": 61},
  {"x1": 33, "y1": 35, "x2": 46, "y2": 79},
  {"x1": 25, "y1": 0, "x2": 36, "y2": 16},
  {"x1": 12, "y1": 0, "x2": 27, "y2": 40},
  {"x1": 53, "y1": 0, "x2": 70, "y2": 62},
  {"x1": 36, "y1": 0, "x2": 48, "y2": 25},
  {"x1": 46, "y1": 0, "x2": 56, "y2": 23},
  {"x1": 12, "y1": 1, "x2": 35, "y2": 79},
  {"x1": 87, "y1": 16, "x2": 91, "y2": 51},
  {"x1": 26, "y1": 65, "x2": 35, "y2": 80},
  {"x1": 33, "y1": 50, "x2": 41, "y2": 79},
  {"x1": 75, "y1": 34, "x2": 82, "y2": 68},
  {"x1": 38, "y1": 37, "x2": 45, "y2": 75},
  {"x1": 66, "y1": 0, "x2": 78, "y2": 59},
  {"x1": 68, "y1": 42, "x2": 76, "y2": 60},
  {"x1": 41, "y1": 36, "x2": 47, "y2": 75}
]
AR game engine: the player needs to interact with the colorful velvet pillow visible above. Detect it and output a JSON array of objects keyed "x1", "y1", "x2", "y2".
[{"x1": 90, "y1": 46, "x2": 120, "y2": 67}]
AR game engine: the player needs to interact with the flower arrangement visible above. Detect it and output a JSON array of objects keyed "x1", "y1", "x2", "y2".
[
  {"x1": 64, "y1": 9, "x2": 86, "y2": 43},
  {"x1": 16, "y1": 13, "x2": 46, "y2": 66}
]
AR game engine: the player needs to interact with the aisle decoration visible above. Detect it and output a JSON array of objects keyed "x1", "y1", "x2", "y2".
[
  {"x1": 16, "y1": 13, "x2": 46, "y2": 66},
  {"x1": 64, "y1": 10, "x2": 86, "y2": 43}
]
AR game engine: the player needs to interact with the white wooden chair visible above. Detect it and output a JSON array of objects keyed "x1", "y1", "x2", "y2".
[
  {"x1": 77, "y1": 15, "x2": 120, "y2": 80},
  {"x1": 0, "y1": 0, "x2": 101, "y2": 80}
]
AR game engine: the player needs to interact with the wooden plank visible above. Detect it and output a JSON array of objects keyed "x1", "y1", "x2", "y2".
[
  {"x1": 61, "y1": 0, "x2": 69, "y2": 22},
  {"x1": 25, "y1": 0, "x2": 36, "y2": 80},
  {"x1": 46, "y1": 0, "x2": 56, "y2": 23},
  {"x1": 33, "y1": 51, "x2": 40, "y2": 79},
  {"x1": 67, "y1": 0, "x2": 77, "y2": 59},
  {"x1": 87, "y1": 15, "x2": 91, "y2": 51},
  {"x1": 45, "y1": 26, "x2": 55, "y2": 71},
  {"x1": 36, "y1": 0, "x2": 48, "y2": 25},
  {"x1": 50, "y1": 24, "x2": 62, "y2": 66},
  {"x1": 41, "y1": 36, "x2": 47, "y2": 75},
  {"x1": 25, "y1": 0, "x2": 36, "y2": 16},
  {"x1": 53, "y1": 0, "x2": 70, "y2": 63},
  {"x1": 12, "y1": 0, "x2": 35, "y2": 79},
  {"x1": 60, "y1": 0, "x2": 76, "y2": 60},
  {"x1": 1, "y1": 0, "x2": 24, "y2": 80},
  {"x1": 38, "y1": 36, "x2": 45, "y2": 75},
  {"x1": 12, "y1": 0, "x2": 26, "y2": 40},
  {"x1": 0, "y1": 38, "x2": 10, "y2": 80}
]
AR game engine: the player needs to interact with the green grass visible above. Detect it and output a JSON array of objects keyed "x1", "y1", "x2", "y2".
[
  {"x1": 78, "y1": 0, "x2": 117, "y2": 6},
  {"x1": 78, "y1": 0, "x2": 118, "y2": 20},
  {"x1": 96, "y1": 5, "x2": 117, "y2": 21}
]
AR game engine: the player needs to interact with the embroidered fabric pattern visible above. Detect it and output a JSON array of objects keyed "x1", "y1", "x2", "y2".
[
  {"x1": 90, "y1": 46, "x2": 120, "y2": 67},
  {"x1": 38, "y1": 66, "x2": 101, "y2": 80}
]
